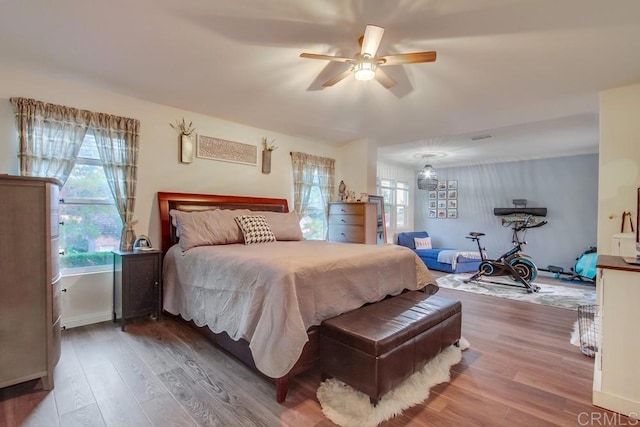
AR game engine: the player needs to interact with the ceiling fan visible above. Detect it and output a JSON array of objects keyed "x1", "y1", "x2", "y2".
[{"x1": 300, "y1": 24, "x2": 436, "y2": 89}]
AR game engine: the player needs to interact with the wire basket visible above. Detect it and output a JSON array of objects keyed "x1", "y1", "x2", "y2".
[{"x1": 577, "y1": 304, "x2": 599, "y2": 357}]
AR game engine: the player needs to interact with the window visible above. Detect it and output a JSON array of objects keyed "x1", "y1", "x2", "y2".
[
  {"x1": 377, "y1": 179, "x2": 410, "y2": 234},
  {"x1": 59, "y1": 132, "x2": 122, "y2": 271},
  {"x1": 299, "y1": 172, "x2": 327, "y2": 240}
]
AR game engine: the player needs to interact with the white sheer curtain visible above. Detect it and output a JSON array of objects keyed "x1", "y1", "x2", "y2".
[
  {"x1": 290, "y1": 152, "x2": 335, "y2": 237},
  {"x1": 91, "y1": 114, "x2": 140, "y2": 251},
  {"x1": 11, "y1": 97, "x2": 91, "y2": 183}
]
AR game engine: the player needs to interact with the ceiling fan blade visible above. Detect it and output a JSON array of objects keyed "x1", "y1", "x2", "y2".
[
  {"x1": 374, "y1": 68, "x2": 396, "y2": 89},
  {"x1": 379, "y1": 51, "x2": 437, "y2": 65},
  {"x1": 300, "y1": 53, "x2": 353, "y2": 63},
  {"x1": 322, "y1": 69, "x2": 353, "y2": 87},
  {"x1": 360, "y1": 25, "x2": 384, "y2": 57}
]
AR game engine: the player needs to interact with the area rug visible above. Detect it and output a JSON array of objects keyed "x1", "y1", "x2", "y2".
[
  {"x1": 316, "y1": 338, "x2": 470, "y2": 427},
  {"x1": 436, "y1": 274, "x2": 595, "y2": 310}
]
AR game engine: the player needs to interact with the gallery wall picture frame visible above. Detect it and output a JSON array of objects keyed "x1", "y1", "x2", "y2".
[
  {"x1": 448, "y1": 180, "x2": 458, "y2": 189},
  {"x1": 437, "y1": 209, "x2": 447, "y2": 219},
  {"x1": 437, "y1": 181, "x2": 447, "y2": 190},
  {"x1": 428, "y1": 200, "x2": 437, "y2": 209},
  {"x1": 447, "y1": 199, "x2": 457, "y2": 209},
  {"x1": 447, "y1": 209, "x2": 458, "y2": 218},
  {"x1": 438, "y1": 190, "x2": 447, "y2": 199},
  {"x1": 429, "y1": 210, "x2": 437, "y2": 218},
  {"x1": 428, "y1": 191, "x2": 437, "y2": 200},
  {"x1": 447, "y1": 189, "x2": 458, "y2": 199},
  {"x1": 437, "y1": 200, "x2": 447, "y2": 209},
  {"x1": 196, "y1": 135, "x2": 258, "y2": 166}
]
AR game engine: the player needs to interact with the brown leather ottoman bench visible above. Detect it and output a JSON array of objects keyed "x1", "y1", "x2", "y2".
[{"x1": 319, "y1": 292, "x2": 461, "y2": 404}]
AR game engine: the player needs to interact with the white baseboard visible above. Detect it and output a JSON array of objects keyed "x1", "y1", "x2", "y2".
[{"x1": 62, "y1": 311, "x2": 113, "y2": 329}]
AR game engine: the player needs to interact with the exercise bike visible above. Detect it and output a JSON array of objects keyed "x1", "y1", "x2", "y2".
[{"x1": 464, "y1": 216, "x2": 547, "y2": 293}]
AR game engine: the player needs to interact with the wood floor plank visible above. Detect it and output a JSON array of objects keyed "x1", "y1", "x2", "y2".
[
  {"x1": 83, "y1": 363, "x2": 150, "y2": 427},
  {"x1": 139, "y1": 394, "x2": 197, "y2": 427},
  {"x1": 156, "y1": 367, "x2": 226, "y2": 426},
  {"x1": 58, "y1": 403, "x2": 105, "y2": 427},
  {"x1": 53, "y1": 337, "x2": 96, "y2": 417},
  {"x1": 13, "y1": 390, "x2": 59, "y2": 427}
]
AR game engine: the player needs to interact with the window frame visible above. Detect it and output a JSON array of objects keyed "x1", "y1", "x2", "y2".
[
  {"x1": 377, "y1": 178, "x2": 410, "y2": 235},
  {"x1": 59, "y1": 139, "x2": 121, "y2": 276}
]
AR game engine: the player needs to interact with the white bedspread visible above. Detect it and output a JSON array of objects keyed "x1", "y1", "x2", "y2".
[
  {"x1": 437, "y1": 250, "x2": 482, "y2": 269},
  {"x1": 163, "y1": 241, "x2": 435, "y2": 378}
]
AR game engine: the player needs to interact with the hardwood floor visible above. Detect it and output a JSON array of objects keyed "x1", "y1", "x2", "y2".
[{"x1": 0, "y1": 281, "x2": 619, "y2": 426}]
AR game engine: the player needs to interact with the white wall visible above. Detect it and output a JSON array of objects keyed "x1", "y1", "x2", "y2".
[
  {"x1": 598, "y1": 82, "x2": 640, "y2": 254},
  {"x1": 336, "y1": 138, "x2": 377, "y2": 197},
  {"x1": 0, "y1": 65, "x2": 345, "y2": 328}
]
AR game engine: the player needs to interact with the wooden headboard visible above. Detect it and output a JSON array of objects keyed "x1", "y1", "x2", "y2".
[{"x1": 157, "y1": 192, "x2": 289, "y2": 254}]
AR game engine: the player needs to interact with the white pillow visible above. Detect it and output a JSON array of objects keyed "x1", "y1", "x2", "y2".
[{"x1": 414, "y1": 236, "x2": 432, "y2": 249}]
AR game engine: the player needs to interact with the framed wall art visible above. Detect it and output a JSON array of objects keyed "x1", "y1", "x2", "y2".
[{"x1": 197, "y1": 135, "x2": 258, "y2": 166}]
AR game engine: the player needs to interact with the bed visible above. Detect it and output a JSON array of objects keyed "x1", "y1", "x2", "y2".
[
  {"x1": 158, "y1": 192, "x2": 436, "y2": 403},
  {"x1": 397, "y1": 231, "x2": 482, "y2": 273}
]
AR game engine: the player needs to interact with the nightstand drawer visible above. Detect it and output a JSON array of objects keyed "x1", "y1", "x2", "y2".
[
  {"x1": 328, "y1": 214, "x2": 365, "y2": 226},
  {"x1": 329, "y1": 203, "x2": 365, "y2": 215},
  {"x1": 328, "y1": 225, "x2": 365, "y2": 243}
]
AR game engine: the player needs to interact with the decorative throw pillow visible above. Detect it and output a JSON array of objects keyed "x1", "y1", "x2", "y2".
[
  {"x1": 414, "y1": 236, "x2": 432, "y2": 249},
  {"x1": 234, "y1": 215, "x2": 277, "y2": 244},
  {"x1": 170, "y1": 208, "x2": 251, "y2": 250},
  {"x1": 255, "y1": 211, "x2": 304, "y2": 241}
]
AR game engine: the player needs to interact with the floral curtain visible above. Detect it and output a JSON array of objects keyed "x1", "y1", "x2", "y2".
[
  {"x1": 10, "y1": 97, "x2": 91, "y2": 183},
  {"x1": 290, "y1": 152, "x2": 335, "y2": 238},
  {"x1": 91, "y1": 114, "x2": 140, "y2": 251}
]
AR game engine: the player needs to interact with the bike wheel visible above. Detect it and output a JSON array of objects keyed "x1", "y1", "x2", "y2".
[
  {"x1": 479, "y1": 261, "x2": 495, "y2": 276},
  {"x1": 509, "y1": 258, "x2": 537, "y2": 282}
]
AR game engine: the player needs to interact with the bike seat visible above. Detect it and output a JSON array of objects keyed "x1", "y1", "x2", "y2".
[{"x1": 468, "y1": 232, "x2": 485, "y2": 238}]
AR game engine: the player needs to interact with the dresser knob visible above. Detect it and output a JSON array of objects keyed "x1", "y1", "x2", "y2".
[
  {"x1": 341, "y1": 219, "x2": 345, "y2": 223},
  {"x1": 61, "y1": 288, "x2": 67, "y2": 293},
  {"x1": 341, "y1": 232, "x2": 345, "y2": 236}
]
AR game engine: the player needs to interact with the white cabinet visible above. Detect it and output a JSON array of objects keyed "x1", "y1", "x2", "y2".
[
  {"x1": 593, "y1": 255, "x2": 640, "y2": 417},
  {"x1": 611, "y1": 232, "x2": 636, "y2": 257}
]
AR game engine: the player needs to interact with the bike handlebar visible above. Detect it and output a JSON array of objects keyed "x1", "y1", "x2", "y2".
[{"x1": 514, "y1": 220, "x2": 547, "y2": 231}]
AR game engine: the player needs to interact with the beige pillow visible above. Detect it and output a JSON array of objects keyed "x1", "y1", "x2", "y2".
[
  {"x1": 414, "y1": 236, "x2": 432, "y2": 249},
  {"x1": 255, "y1": 211, "x2": 304, "y2": 241},
  {"x1": 170, "y1": 208, "x2": 250, "y2": 250}
]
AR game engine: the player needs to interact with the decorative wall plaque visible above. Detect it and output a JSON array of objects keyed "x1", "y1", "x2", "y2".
[{"x1": 196, "y1": 135, "x2": 257, "y2": 166}]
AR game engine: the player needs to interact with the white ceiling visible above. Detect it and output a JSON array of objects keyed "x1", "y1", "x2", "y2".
[{"x1": 1, "y1": 0, "x2": 640, "y2": 168}]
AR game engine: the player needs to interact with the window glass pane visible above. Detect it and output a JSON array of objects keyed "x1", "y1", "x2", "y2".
[
  {"x1": 380, "y1": 179, "x2": 392, "y2": 187},
  {"x1": 300, "y1": 184, "x2": 326, "y2": 239},
  {"x1": 397, "y1": 189, "x2": 408, "y2": 206},
  {"x1": 397, "y1": 182, "x2": 409, "y2": 190},
  {"x1": 396, "y1": 206, "x2": 406, "y2": 227},
  {"x1": 381, "y1": 188, "x2": 392, "y2": 202},
  {"x1": 76, "y1": 134, "x2": 100, "y2": 159},
  {"x1": 60, "y1": 203, "x2": 122, "y2": 268},
  {"x1": 61, "y1": 163, "x2": 113, "y2": 201}
]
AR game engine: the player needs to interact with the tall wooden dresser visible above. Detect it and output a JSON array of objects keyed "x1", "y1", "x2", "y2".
[
  {"x1": 328, "y1": 202, "x2": 378, "y2": 244},
  {"x1": 0, "y1": 175, "x2": 62, "y2": 390}
]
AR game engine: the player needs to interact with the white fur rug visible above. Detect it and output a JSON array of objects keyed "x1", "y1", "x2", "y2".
[{"x1": 316, "y1": 338, "x2": 470, "y2": 427}]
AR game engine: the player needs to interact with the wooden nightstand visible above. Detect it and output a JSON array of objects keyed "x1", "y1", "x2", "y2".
[{"x1": 112, "y1": 249, "x2": 162, "y2": 331}]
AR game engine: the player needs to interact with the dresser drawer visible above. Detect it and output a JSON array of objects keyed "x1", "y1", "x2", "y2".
[
  {"x1": 51, "y1": 317, "x2": 62, "y2": 366},
  {"x1": 328, "y1": 214, "x2": 365, "y2": 226},
  {"x1": 51, "y1": 237, "x2": 60, "y2": 281},
  {"x1": 329, "y1": 225, "x2": 365, "y2": 243},
  {"x1": 52, "y1": 278, "x2": 61, "y2": 323},
  {"x1": 50, "y1": 185, "x2": 60, "y2": 237},
  {"x1": 329, "y1": 203, "x2": 365, "y2": 215}
]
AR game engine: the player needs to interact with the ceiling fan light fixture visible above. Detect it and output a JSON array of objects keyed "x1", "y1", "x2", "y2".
[{"x1": 353, "y1": 61, "x2": 376, "y2": 81}]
